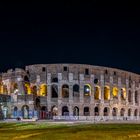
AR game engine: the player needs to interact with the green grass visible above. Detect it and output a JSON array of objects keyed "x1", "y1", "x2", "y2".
[{"x1": 0, "y1": 122, "x2": 140, "y2": 140}]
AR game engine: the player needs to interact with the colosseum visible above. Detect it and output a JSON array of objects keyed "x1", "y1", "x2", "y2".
[{"x1": 0, "y1": 64, "x2": 140, "y2": 121}]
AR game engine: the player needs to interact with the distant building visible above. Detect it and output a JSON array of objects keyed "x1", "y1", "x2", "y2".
[{"x1": 0, "y1": 64, "x2": 139, "y2": 121}]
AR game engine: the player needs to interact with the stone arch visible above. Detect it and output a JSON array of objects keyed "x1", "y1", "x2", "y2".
[
  {"x1": 62, "y1": 84, "x2": 69, "y2": 98},
  {"x1": 112, "y1": 107, "x2": 118, "y2": 116},
  {"x1": 13, "y1": 106, "x2": 18, "y2": 118},
  {"x1": 84, "y1": 84, "x2": 91, "y2": 96},
  {"x1": 73, "y1": 106, "x2": 79, "y2": 116},
  {"x1": 21, "y1": 105, "x2": 29, "y2": 119},
  {"x1": 24, "y1": 83, "x2": 31, "y2": 94},
  {"x1": 112, "y1": 87, "x2": 118, "y2": 98},
  {"x1": 134, "y1": 109, "x2": 138, "y2": 116},
  {"x1": 40, "y1": 106, "x2": 47, "y2": 119},
  {"x1": 94, "y1": 86, "x2": 101, "y2": 100},
  {"x1": 73, "y1": 84, "x2": 80, "y2": 97},
  {"x1": 51, "y1": 84, "x2": 58, "y2": 98},
  {"x1": 128, "y1": 108, "x2": 132, "y2": 116},
  {"x1": 103, "y1": 107, "x2": 110, "y2": 116},
  {"x1": 128, "y1": 90, "x2": 132, "y2": 103},
  {"x1": 104, "y1": 86, "x2": 110, "y2": 100},
  {"x1": 94, "y1": 106, "x2": 99, "y2": 116},
  {"x1": 120, "y1": 108, "x2": 125, "y2": 116},
  {"x1": 121, "y1": 88, "x2": 126, "y2": 100},
  {"x1": 32, "y1": 85, "x2": 37, "y2": 95},
  {"x1": 24, "y1": 76, "x2": 29, "y2": 82},
  {"x1": 51, "y1": 106, "x2": 58, "y2": 116},
  {"x1": 84, "y1": 106, "x2": 90, "y2": 116},
  {"x1": 39, "y1": 84, "x2": 47, "y2": 96},
  {"x1": 135, "y1": 91, "x2": 138, "y2": 103},
  {"x1": 62, "y1": 106, "x2": 69, "y2": 116}
]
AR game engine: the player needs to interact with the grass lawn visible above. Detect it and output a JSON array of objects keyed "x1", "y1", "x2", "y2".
[{"x1": 0, "y1": 122, "x2": 140, "y2": 140}]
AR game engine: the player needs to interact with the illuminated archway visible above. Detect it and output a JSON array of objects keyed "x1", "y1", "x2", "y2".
[
  {"x1": 24, "y1": 83, "x2": 31, "y2": 94},
  {"x1": 22, "y1": 105, "x2": 29, "y2": 119},
  {"x1": 104, "y1": 86, "x2": 110, "y2": 100},
  {"x1": 121, "y1": 88, "x2": 126, "y2": 100},
  {"x1": 62, "y1": 84, "x2": 69, "y2": 98},
  {"x1": 84, "y1": 84, "x2": 91, "y2": 96},
  {"x1": 39, "y1": 84, "x2": 47, "y2": 96},
  {"x1": 112, "y1": 87, "x2": 118, "y2": 98},
  {"x1": 94, "y1": 86, "x2": 101, "y2": 100}
]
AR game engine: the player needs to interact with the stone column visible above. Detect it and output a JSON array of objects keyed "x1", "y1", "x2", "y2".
[
  {"x1": 100, "y1": 74, "x2": 104, "y2": 104},
  {"x1": 132, "y1": 81, "x2": 135, "y2": 106},
  {"x1": 58, "y1": 84, "x2": 62, "y2": 116},
  {"x1": 118, "y1": 77, "x2": 121, "y2": 105},
  {"x1": 79, "y1": 74, "x2": 84, "y2": 103}
]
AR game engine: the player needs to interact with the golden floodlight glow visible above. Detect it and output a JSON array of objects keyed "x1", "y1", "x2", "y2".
[
  {"x1": 39, "y1": 84, "x2": 47, "y2": 96},
  {"x1": 104, "y1": 86, "x2": 110, "y2": 100},
  {"x1": 112, "y1": 87, "x2": 118, "y2": 97},
  {"x1": 94, "y1": 86, "x2": 101, "y2": 99}
]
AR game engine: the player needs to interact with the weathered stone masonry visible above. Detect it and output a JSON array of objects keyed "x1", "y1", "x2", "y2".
[{"x1": 0, "y1": 64, "x2": 140, "y2": 120}]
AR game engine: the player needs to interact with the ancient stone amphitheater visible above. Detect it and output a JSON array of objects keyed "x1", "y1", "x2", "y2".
[{"x1": 0, "y1": 64, "x2": 140, "y2": 121}]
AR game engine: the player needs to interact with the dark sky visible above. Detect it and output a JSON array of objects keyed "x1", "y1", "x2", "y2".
[{"x1": 0, "y1": 1, "x2": 140, "y2": 74}]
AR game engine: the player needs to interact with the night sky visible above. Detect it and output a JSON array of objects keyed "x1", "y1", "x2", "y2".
[{"x1": 0, "y1": 2, "x2": 140, "y2": 74}]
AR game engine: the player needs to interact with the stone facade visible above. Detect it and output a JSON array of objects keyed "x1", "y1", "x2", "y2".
[{"x1": 0, "y1": 64, "x2": 140, "y2": 121}]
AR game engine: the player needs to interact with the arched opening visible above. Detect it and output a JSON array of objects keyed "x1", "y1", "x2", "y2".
[
  {"x1": 62, "y1": 106, "x2": 69, "y2": 116},
  {"x1": 32, "y1": 85, "x2": 37, "y2": 95},
  {"x1": 40, "y1": 106, "x2": 47, "y2": 119},
  {"x1": 84, "y1": 84, "x2": 91, "y2": 96},
  {"x1": 120, "y1": 108, "x2": 125, "y2": 116},
  {"x1": 24, "y1": 76, "x2": 29, "y2": 82},
  {"x1": 103, "y1": 107, "x2": 110, "y2": 116},
  {"x1": 112, "y1": 108, "x2": 117, "y2": 116},
  {"x1": 104, "y1": 86, "x2": 110, "y2": 100},
  {"x1": 51, "y1": 106, "x2": 58, "y2": 116},
  {"x1": 13, "y1": 106, "x2": 18, "y2": 118},
  {"x1": 22, "y1": 105, "x2": 29, "y2": 119},
  {"x1": 39, "y1": 84, "x2": 47, "y2": 96},
  {"x1": 121, "y1": 88, "x2": 126, "y2": 100},
  {"x1": 128, "y1": 108, "x2": 131, "y2": 116},
  {"x1": 62, "y1": 85, "x2": 69, "y2": 98},
  {"x1": 135, "y1": 91, "x2": 138, "y2": 103},
  {"x1": 134, "y1": 109, "x2": 138, "y2": 116},
  {"x1": 84, "y1": 107, "x2": 90, "y2": 116},
  {"x1": 24, "y1": 83, "x2": 31, "y2": 94},
  {"x1": 94, "y1": 86, "x2": 101, "y2": 100},
  {"x1": 112, "y1": 87, "x2": 118, "y2": 98},
  {"x1": 128, "y1": 90, "x2": 132, "y2": 103},
  {"x1": 73, "y1": 84, "x2": 79, "y2": 97},
  {"x1": 51, "y1": 84, "x2": 58, "y2": 98},
  {"x1": 73, "y1": 106, "x2": 79, "y2": 116},
  {"x1": 94, "y1": 107, "x2": 99, "y2": 116},
  {"x1": 2, "y1": 106, "x2": 8, "y2": 119},
  {"x1": 35, "y1": 98, "x2": 40, "y2": 108}
]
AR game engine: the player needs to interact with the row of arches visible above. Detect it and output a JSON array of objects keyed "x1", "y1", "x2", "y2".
[{"x1": 61, "y1": 106, "x2": 139, "y2": 117}]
